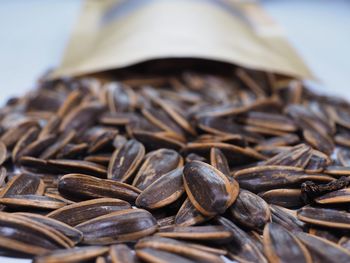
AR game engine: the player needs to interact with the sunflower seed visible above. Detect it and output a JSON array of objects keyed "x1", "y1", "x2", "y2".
[
  {"x1": 296, "y1": 232, "x2": 350, "y2": 263},
  {"x1": 58, "y1": 173, "x2": 141, "y2": 202},
  {"x1": 263, "y1": 222, "x2": 312, "y2": 263},
  {"x1": 229, "y1": 189, "x2": 271, "y2": 231},
  {"x1": 110, "y1": 244, "x2": 137, "y2": 263},
  {"x1": 136, "y1": 168, "x2": 184, "y2": 209},
  {"x1": 183, "y1": 161, "x2": 239, "y2": 216},
  {"x1": 297, "y1": 206, "x2": 350, "y2": 229},
  {"x1": 76, "y1": 209, "x2": 157, "y2": 244},
  {"x1": 34, "y1": 246, "x2": 109, "y2": 263},
  {"x1": 108, "y1": 139, "x2": 145, "y2": 183},
  {"x1": 132, "y1": 149, "x2": 183, "y2": 190},
  {"x1": 47, "y1": 198, "x2": 131, "y2": 226}
]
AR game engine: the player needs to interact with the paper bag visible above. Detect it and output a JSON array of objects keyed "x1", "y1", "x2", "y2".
[{"x1": 53, "y1": 0, "x2": 313, "y2": 79}]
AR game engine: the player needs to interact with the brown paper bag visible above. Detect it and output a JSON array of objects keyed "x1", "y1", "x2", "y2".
[{"x1": 53, "y1": 0, "x2": 313, "y2": 79}]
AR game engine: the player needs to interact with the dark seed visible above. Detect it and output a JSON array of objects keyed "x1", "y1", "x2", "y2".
[
  {"x1": 183, "y1": 161, "x2": 239, "y2": 216},
  {"x1": 229, "y1": 189, "x2": 271, "y2": 231},
  {"x1": 136, "y1": 168, "x2": 184, "y2": 209},
  {"x1": 263, "y1": 222, "x2": 312, "y2": 263},
  {"x1": 132, "y1": 148, "x2": 183, "y2": 190},
  {"x1": 34, "y1": 246, "x2": 109, "y2": 263},
  {"x1": 108, "y1": 139, "x2": 145, "y2": 183},
  {"x1": 58, "y1": 173, "x2": 141, "y2": 202},
  {"x1": 297, "y1": 206, "x2": 350, "y2": 229},
  {"x1": 47, "y1": 198, "x2": 131, "y2": 226},
  {"x1": 76, "y1": 209, "x2": 158, "y2": 244}
]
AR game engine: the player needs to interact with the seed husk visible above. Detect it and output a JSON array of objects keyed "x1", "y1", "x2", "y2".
[
  {"x1": 239, "y1": 111, "x2": 297, "y2": 132},
  {"x1": 57, "y1": 143, "x2": 88, "y2": 159},
  {"x1": 40, "y1": 130, "x2": 76, "y2": 159},
  {"x1": 136, "y1": 236, "x2": 224, "y2": 263},
  {"x1": 58, "y1": 173, "x2": 141, "y2": 202},
  {"x1": 234, "y1": 165, "x2": 333, "y2": 193},
  {"x1": 0, "y1": 212, "x2": 70, "y2": 255},
  {"x1": 229, "y1": 189, "x2": 271, "y2": 231},
  {"x1": 132, "y1": 130, "x2": 185, "y2": 151},
  {"x1": 324, "y1": 166, "x2": 350, "y2": 177},
  {"x1": 270, "y1": 205, "x2": 306, "y2": 233},
  {"x1": 0, "y1": 141, "x2": 7, "y2": 166},
  {"x1": 59, "y1": 102, "x2": 105, "y2": 134},
  {"x1": 76, "y1": 209, "x2": 158, "y2": 245},
  {"x1": 297, "y1": 206, "x2": 350, "y2": 229},
  {"x1": 156, "y1": 225, "x2": 233, "y2": 243},
  {"x1": 0, "y1": 194, "x2": 67, "y2": 210},
  {"x1": 0, "y1": 167, "x2": 6, "y2": 188},
  {"x1": 183, "y1": 160, "x2": 239, "y2": 216},
  {"x1": 315, "y1": 187, "x2": 350, "y2": 204},
  {"x1": 296, "y1": 232, "x2": 350, "y2": 263},
  {"x1": 0, "y1": 173, "x2": 45, "y2": 197},
  {"x1": 132, "y1": 148, "x2": 183, "y2": 190},
  {"x1": 12, "y1": 126, "x2": 40, "y2": 162},
  {"x1": 15, "y1": 212, "x2": 83, "y2": 244},
  {"x1": 183, "y1": 142, "x2": 265, "y2": 166},
  {"x1": 216, "y1": 216, "x2": 268, "y2": 263},
  {"x1": 17, "y1": 135, "x2": 57, "y2": 159},
  {"x1": 0, "y1": 120, "x2": 39, "y2": 148},
  {"x1": 136, "y1": 247, "x2": 196, "y2": 263},
  {"x1": 175, "y1": 197, "x2": 208, "y2": 227},
  {"x1": 47, "y1": 198, "x2": 131, "y2": 226},
  {"x1": 108, "y1": 139, "x2": 145, "y2": 183},
  {"x1": 263, "y1": 222, "x2": 312, "y2": 263},
  {"x1": 259, "y1": 188, "x2": 303, "y2": 208},
  {"x1": 34, "y1": 246, "x2": 109, "y2": 263},
  {"x1": 339, "y1": 236, "x2": 350, "y2": 251},
  {"x1": 210, "y1": 147, "x2": 230, "y2": 176},
  {"x1": 47, "y1": 159, "x2": 107, "y2": 177},
  {"x1": 109, "y1": 244, "x2": 137, "y2": 263},
  {"x1": 136, "y1": 167, "x2": 184, "y2": 209},
  {"x1": 264, "y1": 144, "x2": 312, "y2": 168}
]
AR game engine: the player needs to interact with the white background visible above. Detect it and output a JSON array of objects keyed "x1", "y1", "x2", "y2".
[{"x1": 0, "y1": 0, "x2": 349, "y2": 262}]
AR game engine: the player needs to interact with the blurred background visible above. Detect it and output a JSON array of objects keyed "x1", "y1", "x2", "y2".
[{"x1": 0, "y1": 0, "x2": 349, "y2": 105}]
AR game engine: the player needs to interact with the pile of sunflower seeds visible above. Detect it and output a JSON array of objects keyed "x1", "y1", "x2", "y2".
[{"x1": 1, "y1": 67, "x2": 350, "y2": 263}]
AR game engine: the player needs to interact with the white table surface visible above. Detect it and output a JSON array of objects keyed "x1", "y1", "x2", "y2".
[{"x1": 0, "y1": 0, "x2": 349, "y2": 262}]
